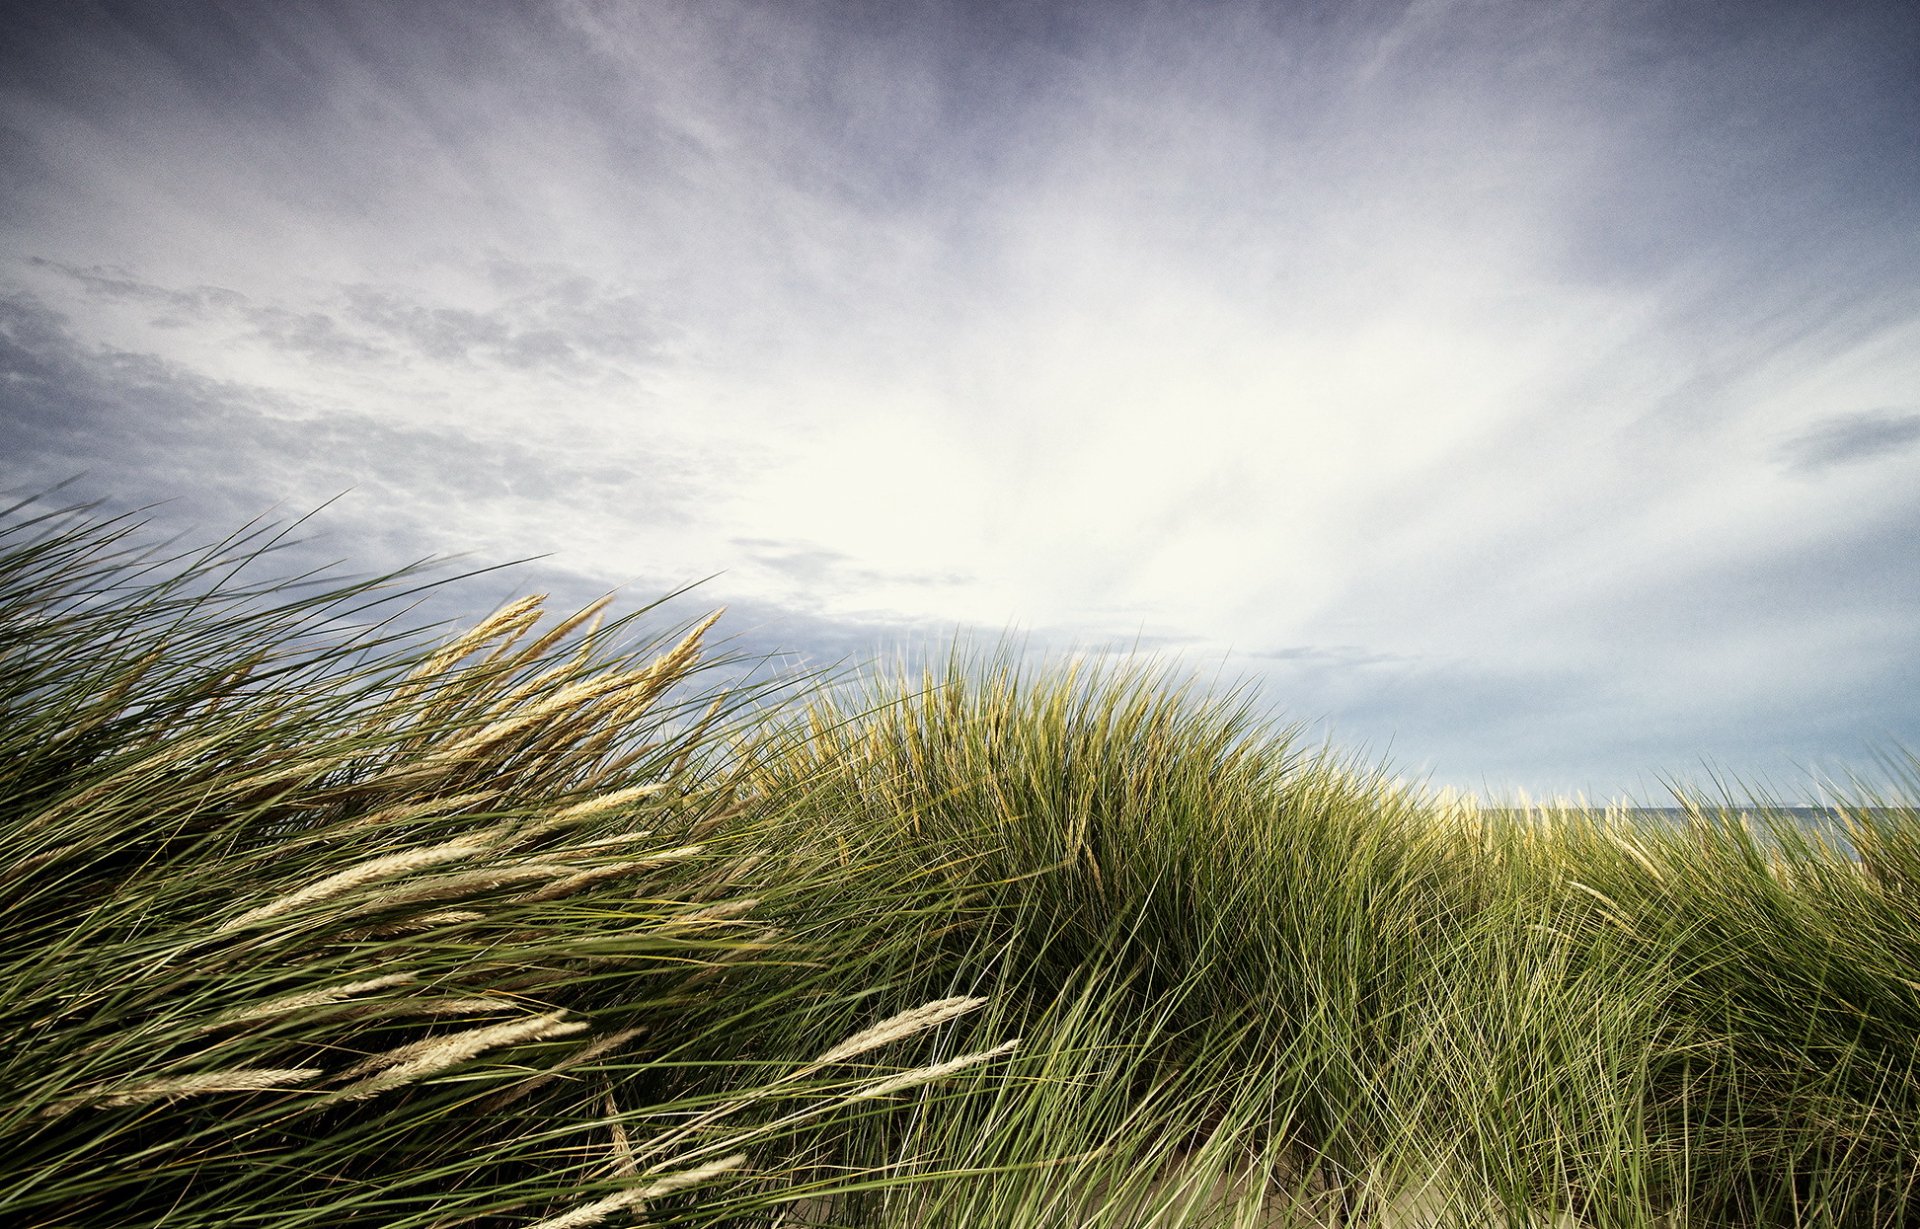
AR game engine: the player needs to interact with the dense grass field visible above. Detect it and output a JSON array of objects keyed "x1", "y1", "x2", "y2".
[{"x1": 2, "y1": 502, "x2": 1916, "y2": 1228}]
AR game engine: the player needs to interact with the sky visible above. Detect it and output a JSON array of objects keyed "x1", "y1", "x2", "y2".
[{"x1": 3, "y1": 0, "x2": 1918, "y2": 803}]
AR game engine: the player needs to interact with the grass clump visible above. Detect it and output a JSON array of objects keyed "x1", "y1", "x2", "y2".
[
  {"x1": 0, "y1": 502, "x2": 1016, "y2": 1228},
  {"x1": 2, "y1": 500, "x2": 1917, "y2": 1227}
]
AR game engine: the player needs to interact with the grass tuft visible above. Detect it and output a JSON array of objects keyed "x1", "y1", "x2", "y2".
[{"x1": 2, "y1": 500, "x2": 1916, "y2": 1227}]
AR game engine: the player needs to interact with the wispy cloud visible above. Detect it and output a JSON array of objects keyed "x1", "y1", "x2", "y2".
[{"x1": 1778, "y1": 409, "x2": 1920, "y2": 474}]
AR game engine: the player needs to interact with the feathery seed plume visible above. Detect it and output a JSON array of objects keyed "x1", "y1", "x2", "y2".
[
  {"x1": 547, "y1": 784, "x2": 671, "y2": 824},
  {"x1": 520, "y1": 848, "x2": 705, "y2": 903},
  {"x1": 344, "y1": 864, "x2": 573, "y2": 915},
  {"x1": 509, "y1": 595, "x2": 615, "y2": 668},
  {"x1": 218, "y1": 836, "x2": 494, "y2": 930},
  {"x1": 480, "y1": 1026, "x2": 648, "y2": 1111},
  {"x1": 567, "y1": 830, "x2": 666, "y2": 853},
  {"x1": 662, "y1": 898, "x2": 760, "y2": 928},
  {"x1": 49, "y1": 1067, "x2": 324, "y2": 1113},
  {"x1": 603, "y1": 1092, "x2": 637, "y2": 1176},
  {"x1": 812, "y1": 996, "x2": 988, "y2": 1066},
  {"x1": 335, "y1": 1011, "x2": 587, "y2": 1100},
  {"x1": 336, "y1": 790, "x2": 499, "y2": 834},
  {"x1": 523, "y1": 1154, "x2": 748, "y2": 1229},
  {"x1": 1616, "y1": 837, "x2": 1665, "y2": 882},
  {"x1": 419, "y1": 594, "x2": 547, "y2": 677},
  {"x1": 209, "y1": 973, "x2": 419, "y2": 1026},
  {"x1": 850, "y1": 1039, "x2": 1021, "y2": 1100},
  {"x1": 371, "y1": 996, "x2": 521, "y2": 1017},
  {"x1": 0, "y1": 842, "x2": 77, "y2": 887}
]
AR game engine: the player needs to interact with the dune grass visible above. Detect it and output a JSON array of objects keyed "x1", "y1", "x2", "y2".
[{"x1": 2, "y1": 501, "x2": 1916, "y2": 1227}]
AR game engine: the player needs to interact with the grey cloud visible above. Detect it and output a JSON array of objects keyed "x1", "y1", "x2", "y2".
[
  {"x1": 0, "y1": 290, "x2": 691, "y2": 570},
  {"x1": 848, "y1": 566, "x2": 978, "y2": 589},
  {"x1": 344, "y1": 272, "x2": 667, "y2": 374},
  {"x1": 1263, "y1": 495, "x2": 1920, "y2": 799},
  {"x1": 1778, "y1": 409, "x2": 1920, "y2": 474},
  {"x1": 245, "y1": 306, "x2": 390, "y2": 363},
  {"x1": 30, "y1": 258, "x2": 386, "y2": 361},
  {"x1": 1245, "y1": 644, "x2": 1409, "y2": 669},
  {"x1": 732, "y1": 537, "x2": 855, "y2": 583},
  {"x1": 30, "y1": 258, "x2": 248, "y2": 320},
  {"x1": 28, "y1": 256, "x2": 666, "y2": 377},
  {"x1": 497, "y1": 329, "x2": 577, "y2": 370},
  {"x1": 344, "y1": 288, "x2": 509, "y2": 362},
  {"x1": 731, "y1": 536, "x2": 975, "y2": 592},
  {"x1": 0, "y1": 293, "x2": 85, "y2": 388}
]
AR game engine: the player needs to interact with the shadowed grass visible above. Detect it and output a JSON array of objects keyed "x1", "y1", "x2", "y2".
[{"x1": 3, "y1": 501, "x2": 1917, "y2": 1227}]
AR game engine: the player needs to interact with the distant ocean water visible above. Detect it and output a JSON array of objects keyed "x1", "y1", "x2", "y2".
[
  {"x1": 1485, "y1": 805, "x2": 1911, "y2": 857},
  {"x1": 1488, "y1": 806, "x2": 1896, "y2": 823}
]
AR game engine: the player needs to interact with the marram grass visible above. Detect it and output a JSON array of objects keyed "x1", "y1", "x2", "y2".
[{"x1": 2, "y1": 502, "x2": 1917, "y2": 1228}]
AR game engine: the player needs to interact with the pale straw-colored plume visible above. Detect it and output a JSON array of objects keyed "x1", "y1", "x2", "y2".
[
  {"x1": 335, "y1": 790, "x2": 499, "y2": 834},
  {"x1": 207, "y1": 972, "x2": 419, "y2": 1027},
  {"x1": 361, "y1": 663, "x2": 643, "y2": 792},
  {"x1": 26, "y1": 728, "x2": 236, "y2": 833},
  {"x1": 335, "y1": 1011, "x2": 587, "y2": 1101},
  {"x1": 48, "y1": 1066, "x2": 324, "y2": 1114},
  {"x1": 523, "y1": 1154, "x2": 749, "y2": 1229},
  {"x1": 604, "y1": 1091, "x2": 637, "y2": 1176},
  {"x1": 368, "y1": 995, "x2": 520, "y2": 1017},
  {"x1": 662, "y1": 898, "x2": 761, "y2": 928},
  {"x1": 217, "y1": 836, "x2": 495, "y2": 931},
  {"x1": 417, "y1": 594, "x2": 547, "y2": 679},
  {"x1": 516, "y1": 610, "x2": 724, "y2": 743},
  {"x1": 0, "y1": 842, "x2": 76, "y2": 888},
  {"x1": 399, "y1": 665, "x2": 650, "y2": 780},
  {"x1": 518, "y1": 860, "x2": 653, "y2": 904},
  {"x1": 480, "y1": 1026, "x2": 648, "y2": 1112},
  {"x1": 1615, "y1": 836, "x2": 1665, "y2": 882},
  {"x1": 545, "y1": 783, "x2": 671, "y2": 825},
  {"x1": 509, "y1": 784, "x2": 672, "y2": 843},
  {"x1": 647, "y1": 609, "x2": 724, "y2": 682},
  {"x1": 463, "y1": 652, "x2": 599, "y2": 736},
  {"x1": 404, "y1": 596, "x2": 591, "y2": 738},
  {"x1": 849, "y1": 1038, "x2": 1021, "y2": 1100},
  {"x1": 344, "y1": 864, "x2": 573, "y2": 915},
  {"x1": 812, "y1": 996, "x2": 988, "y2": 1066},
  {"x1": 519, "y1": 847, "x2": 705, "y2": 904},
  {"x1": 517, "y1": 669, "x2": 667, "y2": 727},
  {"x1": 381, "y1": 599, "x2": 551, "y2": 740},
  {"x1": 338, "y1": 909, "x2": 490, "y2": 940},
  {"x1": 507, "y1": 594, "x2": 615, "y2": 670},
  {"x1": 220, "y1": 748, "x2": 368, "y2": 804}
]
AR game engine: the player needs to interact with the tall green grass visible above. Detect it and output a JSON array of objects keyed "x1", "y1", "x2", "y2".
[{"x1": 3, "y1": 502, "x2": 1916, "y2": 1227}]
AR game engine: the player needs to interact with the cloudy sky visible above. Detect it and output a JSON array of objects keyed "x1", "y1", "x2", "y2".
[{"x1": 4, "y1": 0, "x2": 1918, "y2": 803}]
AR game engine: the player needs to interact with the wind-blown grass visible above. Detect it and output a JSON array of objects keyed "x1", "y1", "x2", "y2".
[
  {"x1": 0, "y1": 502, "x2": 1017, "y2": 1228},
  {"x1": 2, "y1": 500, "x2": 1916, "y2": 1227}
]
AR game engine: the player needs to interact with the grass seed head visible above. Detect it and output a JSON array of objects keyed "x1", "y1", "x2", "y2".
[
  {"x1": 813, "y1": 996, "x2": 988, "y2": 1066},
  {"x1": 523, "y1": 1154, "x2": 749, "y2": 1229},
  {"x1": 335, "y1": 1010, "x2": 588, "y2": 1100},
  {"x1": 49, "y1": 1067, "x2": 325, "y2": 1114},
  {"x1": 217, "y1": 836, "x2": 496, "y2": 931},
  {"x1": 849, "y1": 1039, "x2": 1022, "y2": 1100},
  {"x1": 208, "y1": 973, "x2": 420, "y2": 1026}
]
